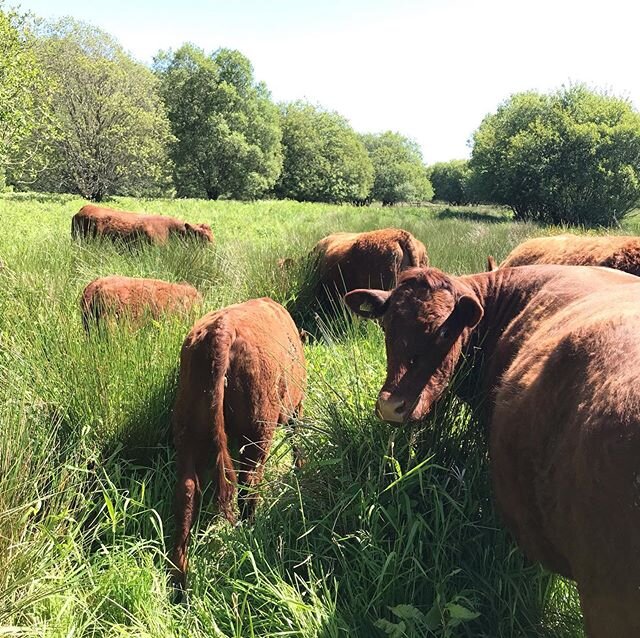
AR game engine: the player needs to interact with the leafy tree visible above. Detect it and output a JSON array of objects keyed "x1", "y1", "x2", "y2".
[
  {"x1": 9, "y1": 18, "x2": 172, "y2": 200},
  {"x1": 0, "y1": 4, "x2": 53, "y2": 185},
  {"x1": 470, "y1": 85, "x2": 640, "y2": 225},
  {"x1": 361, "y1": 131, "x2": 433, "y2": 205},
  {"x1": 276, "y1": 102, "x2": 374, "y2": 203},
  {"x1": 154, "y1": 45, "x2": 282, "y2": 200},
  {"x1": 428, "y1": 159, "x2": 475, "y2": 205}
]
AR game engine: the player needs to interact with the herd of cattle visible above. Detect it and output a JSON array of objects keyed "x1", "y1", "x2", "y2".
[{"x1": 71, "y1": 203, "x2": 640, "y2": 637}]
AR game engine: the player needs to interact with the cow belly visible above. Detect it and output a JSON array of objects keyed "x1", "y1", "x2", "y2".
[{"x1": 490, "y1": 327, "x2": 640, "y2": 591}]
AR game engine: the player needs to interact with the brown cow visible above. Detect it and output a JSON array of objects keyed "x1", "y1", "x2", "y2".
[
  {"x1": 498, "y1": 233, "x2": 640, "y2": 275},
  {"x1": 345, "y1": 265, "x2": 640, "y2": 637},
  {"x1": 170, "y1": 298, "x2": 306, "y2": 588},
  {"x1": 311, "y1": 228, "x2": 428, "y2": 299},
  {"x1": 71, "y1": 204, "x2": 213, "y2": 244},
  {"x1": 81, "y1": 276, "x2": 202, "y2": 331}
]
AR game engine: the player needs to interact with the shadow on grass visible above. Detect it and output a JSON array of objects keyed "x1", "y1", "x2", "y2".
[{"x1": 435, "y1": 207, "x2": 511, "y2": 224}]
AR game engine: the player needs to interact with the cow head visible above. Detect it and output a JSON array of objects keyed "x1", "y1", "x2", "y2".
[
  {"x1": 185, "y1": 222, "x2": 213, "y2": 243},
  {"x1": 344, "y1": 268, "x2": 483, "y2": 424}
]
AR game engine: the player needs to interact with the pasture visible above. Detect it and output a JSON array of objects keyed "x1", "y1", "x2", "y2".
[{"x1": 1, "y1": 194, "x2": 638, "y2": 637}]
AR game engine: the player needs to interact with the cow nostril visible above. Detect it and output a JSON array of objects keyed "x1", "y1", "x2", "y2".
[{"x1": 394, "y1": 401, "x2": 406, "y2": 414}]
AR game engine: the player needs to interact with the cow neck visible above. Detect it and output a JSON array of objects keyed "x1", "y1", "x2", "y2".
[{"x1": 454, "y1": 268, "x2": 551, "y2": 412}]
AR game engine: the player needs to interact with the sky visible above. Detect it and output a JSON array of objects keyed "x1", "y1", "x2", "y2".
[{"x1": 12, "y1": 0, "x2": 640, "y2": 164}]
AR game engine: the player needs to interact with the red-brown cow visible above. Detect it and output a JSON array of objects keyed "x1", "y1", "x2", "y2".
[
  {"x1": 170, "y1": 298, "x2": 306, "y2": 588},
  {"x1": 346, "y1": 265, "x2": 640, "y2": 637},
  {"x1": 81, "y1": 276, "x2": 202, "y2": 331},
  {"x1": 71, "y1": 204, "x2": 213, "y2": 244},
  {"x1": 498, "y1": 233, "x2": 640, "y2": 275},
  {"x1": 311, "y1": 228, "x2": 428, "y2": 299}
]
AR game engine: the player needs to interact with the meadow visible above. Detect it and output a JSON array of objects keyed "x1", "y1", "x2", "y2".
[{"x1": 1, "y1": 193, "x2": 639, "y2": 637}]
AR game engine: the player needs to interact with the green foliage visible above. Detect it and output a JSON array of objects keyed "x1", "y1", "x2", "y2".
[
  {"x1": 0, "y1": 5, "x2": 53, "y2": 179},
  {"x1": 362, "y1": 131, "x2": 433, "y2": 205},
  {"x1": 154, "y1": 45, "x2": 282, "y2": 200},
  {"x1": 8, "y1": 18, "x2": 173, "y2": 201},
  {"x1": 428, "y1": 159, "x2": 478, "y2": 205},
  {"x1": 276, "y1": 101, "x2": 374, "y2": 203},
  {"x1": 470, "y1": 85, "x2": 640, "y2": 225}
]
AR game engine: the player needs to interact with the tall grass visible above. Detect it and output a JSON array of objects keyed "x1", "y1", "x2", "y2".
[{"x1": 1, "y1": 194, "x2": 628, "y2": 636}]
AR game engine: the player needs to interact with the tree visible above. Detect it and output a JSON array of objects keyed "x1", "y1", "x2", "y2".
[
  {"x1": 276, "y1": 102, "x2": 374, "y2": 203},
  {"x1": 428, "y1": 159, "x2": 475, "y2": 205},
  {"x1": 361, "y1": 131, "x2": 433, "y2": 205},
  {"x1": 9, "y1": 18, "x2": 172, "y2": 200},
  {"x1": 0, "y1": 4, "x2": 53, "y2": 185},
  {"x1": 154, "y1": 45, "x2": 282, "y2": 200},
  {"x1": 470, "y1": 85, "x2": 640, "y2": 225}
]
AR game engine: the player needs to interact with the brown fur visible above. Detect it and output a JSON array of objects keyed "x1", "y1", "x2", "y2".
[
  {"x1": 311, "y1": 228, "x2": 428, "y2": 299},
  {"x1": 71, "y1": 204, "x2": 213, "y2": 244},
  {"x1": 501, "y1": 234, "x2": 640, "y2": 276},
  {"x1": 170, "y1": 298, "x2": 306, "y2": 588},
  {"x1": 345, "y1": 265, "x2": 640, "y2": 637},
  {"x1": 81, "y1": 276, "x2": 202, "y2": 331}
]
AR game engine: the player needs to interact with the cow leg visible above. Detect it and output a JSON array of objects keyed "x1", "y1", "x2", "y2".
[
  {"x1": 285, "y1": 404, "x2": 304, "y2": 470},
  {"x1": 579, "y1": 586, "x2": 640, "y2": 638},
  {"x1": 237, "y1": 424, "x2": 275, "y2": 521}
]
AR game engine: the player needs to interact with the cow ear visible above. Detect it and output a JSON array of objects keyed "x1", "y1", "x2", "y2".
[
  {"x1": 486, "y1": 256, "x2": 498, "y2": 272},
  {"x1": 344, "y1": 289, "x2": 390, "y2": 319},
  {"x1": 184, "y1": 222, "x2": 194, "y2": 233},
  {"x1": 439, "y1": 295, "x2": 483, "y2": 340}
]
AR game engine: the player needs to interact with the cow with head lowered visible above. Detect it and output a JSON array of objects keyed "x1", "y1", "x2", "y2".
[
  {"x1": 309, "y1": 228, "x2": 428, "y2": 303},
  {"x1": 497, "y1": 233, "x2": 640, "y2": 276},
  {"x1": 72, "y1": 204, "x2": 213, "y2": 244},
  {"x1": 81, "y1": 276, "x2": 202, "y2": 332},
  {"x1": 170, "y1": 298, "x2": 306, "y2": 590},
  {"x1": 346, "y1": 264, "x2": 640, "y2": 638}
]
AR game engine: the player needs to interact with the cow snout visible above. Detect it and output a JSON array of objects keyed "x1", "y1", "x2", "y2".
[{"x1": 376, "y1": 394, "x2": 407, "y2": 423}]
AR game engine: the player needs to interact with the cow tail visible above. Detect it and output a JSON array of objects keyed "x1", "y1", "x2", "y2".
[
  {"x1": 399, "y1": 231, "x2": 428, "y2": 269},
  {"x1": 80, "y1": 283, "x2": 99, "y2": 333},
  {"x1": 209, "y1": 324, "x2": 237, "y2": 523}
]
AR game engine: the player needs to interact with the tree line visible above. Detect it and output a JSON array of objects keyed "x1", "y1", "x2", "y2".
[{"x1": 2, "y1": 6, "x2": 640, "y2": 225}]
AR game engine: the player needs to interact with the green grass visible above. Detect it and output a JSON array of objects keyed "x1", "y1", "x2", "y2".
[{"x1": 3, "y1": 193, "x2": 636, "y2": 637}]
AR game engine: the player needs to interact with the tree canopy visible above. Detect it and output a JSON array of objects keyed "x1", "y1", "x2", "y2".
[
  {"x1": 470, "y1": 85, "x2": 640, "y2": 225},
  {"x1": 428, "y1": 159, "x2": 475, "y2": 205},
  {"x1": 0, "y1": 5, "x2": 52, "y2": 184},
  {"x1": 276, "y1": 102, "x2": 373, "y2": 203},
  {"x1": 9, "y1": 18, "x2": 173, "y2": 200},
  {"x1": 361, "y1": 131, "x2": 433, "y2": 205},
  {"x1": 154, "y1": 45, "x2": 282, "y2": 200}
]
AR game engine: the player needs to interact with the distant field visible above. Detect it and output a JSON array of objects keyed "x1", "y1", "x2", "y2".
[{"x1": 1, "y1": 194, "x2": 637, "y2": 637}]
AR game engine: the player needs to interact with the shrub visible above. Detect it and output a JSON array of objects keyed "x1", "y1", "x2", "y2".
[
  {"x1": 362, "y1": 131, "x2": 433, "y2": 205},
  {"x1": 428, "y1": 159, "x2": 475, "y2": 205},
  {"x1": 470, "y1": 85, "x2": 640, "y2": 225},
  {"x1": 275, "y1": 102, "x2": 374, "y2": 203}
]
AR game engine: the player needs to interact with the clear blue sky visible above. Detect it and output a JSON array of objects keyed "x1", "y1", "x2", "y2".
[{"x1": 13, "y1": 0, "x2": 640, "y2": 163}]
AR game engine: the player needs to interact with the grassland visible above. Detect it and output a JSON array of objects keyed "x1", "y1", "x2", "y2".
[{"x1": 1, "y1": 193, "x2": 638, "y2": 637}]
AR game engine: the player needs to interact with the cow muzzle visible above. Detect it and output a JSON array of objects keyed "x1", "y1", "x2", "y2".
[{"x1": 376, "y1": 394, "x2": 408, "y2": 424}]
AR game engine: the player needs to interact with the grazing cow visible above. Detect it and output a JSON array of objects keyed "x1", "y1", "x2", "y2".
[
  {"x1": 498, "y1": 233, "x2": 640, "y2": 276},
  {"x1": 345, "y1": 265, "x2": 640, "y2": 637},
  {"x1": 71, "y1": 204, "x2": 213, "y2": 244},
  {"x1": 81, "y1": 276, "x2": 202, "y2": 331},
  {"x1": 311, "y1": 228, "x2": 428, "y2": 300},
  {"x1": 170, "y1": 298, "x2": 306, "y2": 588}
]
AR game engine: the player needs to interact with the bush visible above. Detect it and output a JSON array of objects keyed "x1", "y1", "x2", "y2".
[
  {"x1": 275, "y1": 102, "x2": 374, "y2": 203},
  {"x1": 428, "y1": 159, "x2": 475, "y2": 205},
  {"x1": 470, "y1": 85, "x2": 640, "y2": 225},
  {"x1": 361, "y1": 131, "x2": 433, "y2": 205}
]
